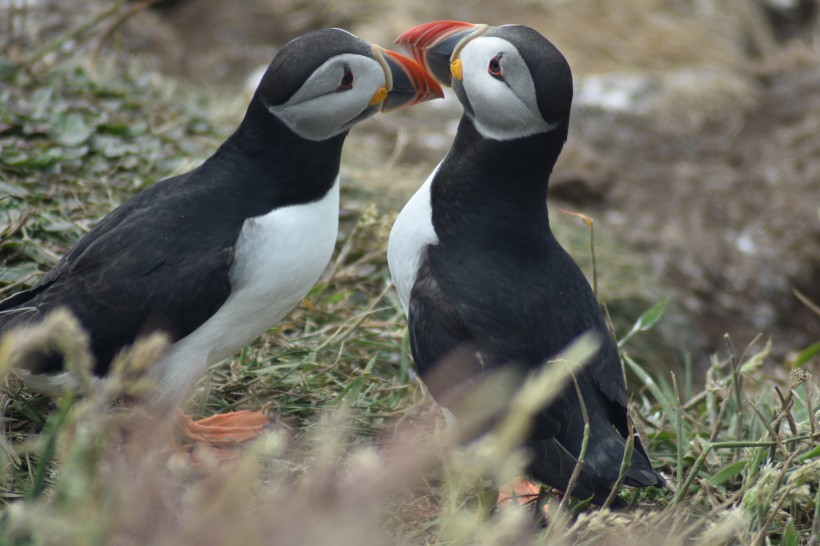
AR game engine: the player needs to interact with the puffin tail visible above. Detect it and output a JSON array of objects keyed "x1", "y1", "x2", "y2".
[
  {"x1": 0, "y1": 286, "x2": 43, "y2": 330},
  {"x1": 0, "y1": 295, "x2": 73, "y2": 376},
  {"x1": 528, "y1": 424, "x2": 665, "y2": 507},
  {"x1": 527, "y1": 438, "x2": 627, "y2": 507}
]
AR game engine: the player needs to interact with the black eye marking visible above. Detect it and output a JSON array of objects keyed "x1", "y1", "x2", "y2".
[
  {"x1": 338, "y1": 65, "x2": 354, "y2": 91},
  {"x1": 488, "y1": 54, "x2": 503, "y2": 80}
]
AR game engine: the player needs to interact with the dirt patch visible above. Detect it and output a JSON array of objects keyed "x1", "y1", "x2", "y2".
[{"x1": 561, "y1": 61, "x2": 820, "y2": 357}]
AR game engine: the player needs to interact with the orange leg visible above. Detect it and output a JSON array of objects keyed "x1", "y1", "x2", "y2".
[
  {"x1": 496, "y1": 476, "x2": 541, "y2": 508},
  {"x1": 496, "y1": 477, "x2": 556, "y2": 520},
  {"x1": 176, "y1": 409, "x2": 270, "y2": 446},
  {"x1": 172, "y1": 409, "x2": 271, "y2": 467}
]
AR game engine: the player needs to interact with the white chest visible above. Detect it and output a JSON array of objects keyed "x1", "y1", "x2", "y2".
[
  {"x1": 387, "y1": 165, "x2": 440, "y2": 316},
  {"x1": 152, "y1": 177, "x2": 340, "y2": 407},
  {"x1": 224, "y1": 177, "x2": 341, "y2": 345}
]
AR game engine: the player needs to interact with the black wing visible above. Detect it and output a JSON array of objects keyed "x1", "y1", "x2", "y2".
[
  {"x1": 422, "y1": 238, "x2": 663, "y2": 492},
  {"x1": 407, "y1": 249, "x2": 483, "y2": 404},
  {"x1": 0, "y1": 170, "x2": 238, "y2": 375}
]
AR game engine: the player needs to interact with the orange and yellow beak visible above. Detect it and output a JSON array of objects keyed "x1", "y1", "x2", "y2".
[
  {"x1": 395, "y1": 21, "x2": 489, "y2": 86},
  {"x1": 371, "y1": 45, "x2": 444, "y2": 112}
]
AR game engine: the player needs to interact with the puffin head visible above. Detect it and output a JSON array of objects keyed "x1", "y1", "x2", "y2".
[
  {"x1": 256, "y1": 28, "x2": 443, "y2": 141},
  {"x1": 396, "y1": 21, "x2": 572, "y2": 142}
]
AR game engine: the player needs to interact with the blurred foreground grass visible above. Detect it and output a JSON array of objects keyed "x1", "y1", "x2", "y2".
[
  {"x1": 1, "y1": 301, "x2": 815, "y2": 545},
  {"x1": 1, "y1": 11, "x2": 819, "y2": 546}
]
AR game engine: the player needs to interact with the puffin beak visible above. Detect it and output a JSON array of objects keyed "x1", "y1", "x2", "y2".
[
  {"x1": 371, "y1": 45, "x2": 444, "y2": 112},
  {"x1": 395, "y1": 21, "x2": 489, "y2": 86}
]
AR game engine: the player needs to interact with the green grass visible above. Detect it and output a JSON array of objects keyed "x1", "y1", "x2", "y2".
[{"x1": 1, "y1": 16, "x2": 819, "y2": 546}]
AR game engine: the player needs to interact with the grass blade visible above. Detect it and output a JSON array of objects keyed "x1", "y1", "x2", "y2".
[
  {"x1": 618, "y1": 299, "x2": 668, "y2": 348},
  {"x1": 27, "y1": 392, "x2": 74, "y2": 500},
  {"x1": 707, "y1": 460, "x2": 747, "y2": 486}
]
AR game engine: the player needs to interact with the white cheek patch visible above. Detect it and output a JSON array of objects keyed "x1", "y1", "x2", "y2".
[
  {"x1": 266, "y1": 54, "x2": 385, "y2": 141},
  {"x1": 459, "y1": 37, "x2": 557, "y2": 141}
]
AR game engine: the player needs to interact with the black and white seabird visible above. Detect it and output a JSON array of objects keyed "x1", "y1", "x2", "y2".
[
  {"x1": 0, "y1": 28, "x2": 442, "y2": 439},
  {"x1": 388, "y1": 21, "x2": 664, "y2": 505}
]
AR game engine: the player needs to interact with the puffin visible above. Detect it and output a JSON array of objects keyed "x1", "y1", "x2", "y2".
[
  {"x1": 0, "y1": 28, "x2": 443, "y2": 443},
  {"x1": 387, "y1": 21, "x2": 664, "y2": 506}
]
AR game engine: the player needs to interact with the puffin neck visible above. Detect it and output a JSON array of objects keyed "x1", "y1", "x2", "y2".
[
  {"x1": 446, "y1": 116, "x2": 564, "y2": 200},
  {"x1": 205, "y1": 94, "x2": 347, "y2": 208},
  {"x1": 430, "y1": 116, "x2": 567, "y2": 247}
]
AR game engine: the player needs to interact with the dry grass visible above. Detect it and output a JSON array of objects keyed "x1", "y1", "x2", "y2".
[{"x1": 1, "y1": 290, "x2": 817, "y2": 545}]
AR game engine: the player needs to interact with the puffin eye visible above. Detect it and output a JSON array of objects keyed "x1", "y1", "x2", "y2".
[
  {"x1": 488, "y1": 54, "x2": 503, "y2": 80},
  {"x1": 338, "y1": 65, "x2": 354, "y2": 91}
]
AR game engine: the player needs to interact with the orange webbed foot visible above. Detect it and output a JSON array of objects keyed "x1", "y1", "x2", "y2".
[
  {"x1": 496, "y1": 476, "x2": 542, "y2": 508},
  {"x1": 496, "y1": 477, "x2": 555, "y2": 522},
  {"x1": 176, "y1": 409, "x2": 271, "y2": 446}
]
